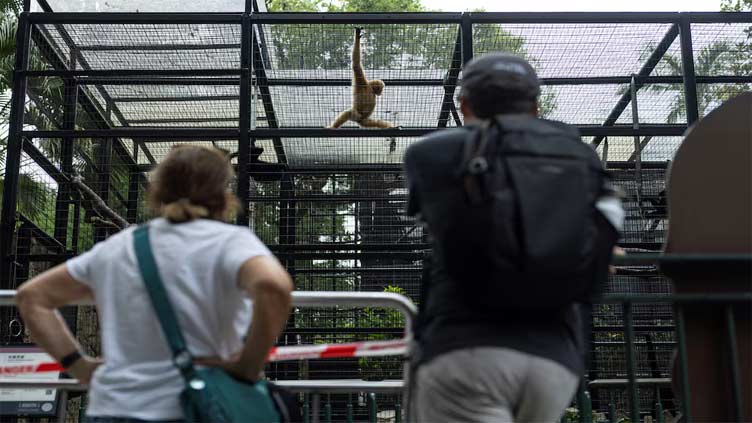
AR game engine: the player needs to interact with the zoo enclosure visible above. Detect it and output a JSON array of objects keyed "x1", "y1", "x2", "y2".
[{"x1": 1, "y1": 0, "x2": 751, "y2": 420}]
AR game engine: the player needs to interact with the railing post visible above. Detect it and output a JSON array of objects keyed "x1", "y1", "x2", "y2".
[
  {"x1": 655, "y1": 400, "x2": 664, "y2": 423},
  {"x1": 368, "y1": 392, "x2": 377, "y2": 423},
  {"x1": 623, "y1": 301, "x2": 640, "y2": 423},
  {"x1": 609, "y1": 402, "x2": 617, "y2": 423},
  {"x1": 675, "y1": 306, "x2": 693, "y2": 423},
  {"x1": 395, "y1": 397, "x2": 402, "y2": 423},
  {"x1": 346, "y1": 394, "x2": 354, "y2": 423},
  {"x1": 303, "y1": 394, "x2": 310, "y2": 423},
  {"x1": 577, "y1": 383, "x2": 593, "y2": 423},
  {"x1": 312, "y1": 393, "x2": 321, "y2": 423},
  {"x1": 678, "y1": 13, "x2": 699, "y2": 125},
  {"x1": 324, "y1": 394, "x2": 332, "y2": 423},
  {"x1": 56, "y1": 390, "x2": 68, "y2": 423},
  {"x1": 724, "y1": 306, "x2": 743, "y2": 422}
]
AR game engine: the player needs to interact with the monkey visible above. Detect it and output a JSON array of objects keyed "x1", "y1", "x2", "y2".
[{"x1": 329, "y1": 27, "x2": 394, "y2": 129}]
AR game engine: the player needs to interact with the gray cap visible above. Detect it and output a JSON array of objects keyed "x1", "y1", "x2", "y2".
[{"x1": 461, "y1": 53, "x2": 541, "y2": 99}]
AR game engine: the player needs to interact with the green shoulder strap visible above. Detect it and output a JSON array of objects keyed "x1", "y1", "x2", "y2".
[{"x1": 133, "y1": 224, "x2": 196, "y2": 382}]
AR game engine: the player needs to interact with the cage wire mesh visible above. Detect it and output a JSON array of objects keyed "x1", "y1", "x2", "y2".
[{"x1": 2, "y1": 10, "x2": 751, "y2": 421}]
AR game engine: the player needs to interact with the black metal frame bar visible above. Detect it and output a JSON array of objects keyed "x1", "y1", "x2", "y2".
[
  {"x1": 53, "y1": 71, "x2": 78, "y2": 245},
  {"x1": 237, "y1": 11, "x2": 252, "y2": 227},
  {"x1": 0, "y1": 9, "x2": 32, "y2": 286},
  {"x1": 24, "y1": 11, "x2": 752, "y2": 25},
  {"x1": 679, "y1": 15, "x2": 700, "y2": 125},
  {"x1": 29, "y1": 75, "x2": 750, "y2": 89},
  {"x1": 20, "y1": 124, "x2": 690, "y2": 139}
]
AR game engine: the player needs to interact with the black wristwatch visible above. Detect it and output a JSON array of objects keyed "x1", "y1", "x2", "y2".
[{"x1": 60, "y1": 350, "x2": 83, "y2": 369}]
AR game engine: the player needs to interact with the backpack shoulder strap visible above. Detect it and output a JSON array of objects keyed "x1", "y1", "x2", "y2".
[
  {"x1": 133, "y1": 225, "x2": 196, "y2": 382},
  {"x1": 459, "y1": 118, "x2": 504, "y2": 205}
]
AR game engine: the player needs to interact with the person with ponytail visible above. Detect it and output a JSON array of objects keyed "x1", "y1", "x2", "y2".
[{"x1": 17, "y1": 145, "x2": 293, "y2": 422}]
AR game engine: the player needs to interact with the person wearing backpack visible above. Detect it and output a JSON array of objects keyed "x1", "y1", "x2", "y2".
[
  {"x1": 404, "y1": 53, "x2": 624, "y2": 422},
  {"x1": 16, "y1": 145, "x2": 294, "y2": 422}
]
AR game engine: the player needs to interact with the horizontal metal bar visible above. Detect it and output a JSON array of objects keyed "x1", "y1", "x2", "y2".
[
  {"x1": 259, "y1": 78, "x2": 443, "y2": 87},
  {"x1": 592, "y1": 325, "x2": 675, "y2": 332},
  {"x1": 0, "y1": 378, "x2": 405, "y2": 393},
  {"x1": 270, "y1": 243, "x2": 428, "y2": 252},
  {"x1": 128, "y1": 118, "x2": 238, "y2": 124},
  {"x1": 250, "y1": 125, "x2": 688, "y2": 138},
  {"x1": 29, "y1": 75, "x2": 752, "y2": 90},
  {"x1": 275, "y1": 251, "x2": 424, "y2": 260},
  {"x1": 468, "y1": 11, "x2": 751, "y2": 23},
  {"x1": 24, "y1": 129, "x2": 240, "y2": 139},
  {"x1": 588, "y1": 378, "x2": 671, "y2": 388},
  {"x1": 21, "y1": 125, "x2": 688, "y2": 139},
  {"x1": 28, "y1": 12, "x2": 243, "y2": 24},
  {"x1": 599, "y1": 293, "x2": 752, "y2": 304},
  {"x1": 606, "y1": 161, "x2": 669, "y2": 169},
  {"x1": 284, "y1": 327, "x2": 404, "y2": 334},
  {"x1": 26, "y1": 11, "x2": 751, "y2": 27},
  {"x1": 24, "y1": 69, "x2": 241, "y2": 77},
  {"x1": 468, "y1": 11, "x2": 681, "y2": 23},
  {"x1": 251, "y1": 12, "x2": 463, "y2": 24},
  {"x1": 77, "y1": 43, "x2": 241, "y2": 52},
  {"x1": 113, "y1": 94, "x2": 241, "y2": 102},
  {"x1": 249, "y1": 195, "x2": 408, "y2": 202},
  {"x1": 613, "y1": 253, "x2": 752, "y2": 266},
  {"x1": 292, "y1": 267, "x2": 422, "y2": 274},
  {"x1": 139, "y1": 164, "x2": 406, "y2": 173},
  {"x1": 78, "y1": 78, "x2": 240, "y2": 86},
  {"x1": 0, "y1": 290, "x2": 418, "y2": 325}
]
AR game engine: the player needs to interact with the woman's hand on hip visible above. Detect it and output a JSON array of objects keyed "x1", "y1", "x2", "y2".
[
  {"x1": 195, "y1": 354, "x2": 262, "y2": 383},
  {"x1": 67, "y1": 356, "x2": 103, "y2": 385}
]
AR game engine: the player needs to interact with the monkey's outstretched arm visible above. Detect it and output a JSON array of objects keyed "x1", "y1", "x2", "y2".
[
  {"x1": 329, "y1": 109, "x2": 353, "y2": 128},
  {"x1": 352, "y1": 28, "x2": 368, "y2": 87},
  {"x1": 359, "y1": 118, "x2": 394, "y2": 129}
]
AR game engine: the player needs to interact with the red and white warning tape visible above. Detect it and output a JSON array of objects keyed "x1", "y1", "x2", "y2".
[
  {"x1": 268, "y1": 339, "x2": 407, "y2": 362},
  {"x1": 0, "y1": 339, "x2": 408, "y2": 375}
]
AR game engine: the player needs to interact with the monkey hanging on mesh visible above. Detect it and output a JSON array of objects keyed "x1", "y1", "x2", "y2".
[{"x1": 329, "y1": 27, "x2": 394, "y2": 129}]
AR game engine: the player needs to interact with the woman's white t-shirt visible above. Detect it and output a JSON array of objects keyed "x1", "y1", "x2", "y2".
[{"x1": 66, "y1": 218, "x2": 272, "y2": 420}]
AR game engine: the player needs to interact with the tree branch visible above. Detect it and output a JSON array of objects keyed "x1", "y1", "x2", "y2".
[{"x1": 71, "y1": 175, "x2": 130, "y2": 230}]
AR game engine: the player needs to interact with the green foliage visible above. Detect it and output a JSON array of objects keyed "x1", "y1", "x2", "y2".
[
  {"x1": 267, "y1": 0, "x2": 425, "y2": 12},
  {"x1": 561, "y1": 407, "x2": 607, "y2": 423},
  {"x1": 358, "y1": 285, "x2": 406, "y2": 380},
  {"x1": 331, "y1": 0, "x2": 425, "y2": 12},
  {"x1": 721, "y1": 0, "x2": 752, "y2": 11},
  {"x1": 632, "y1": 38, "x2": 751, "y2": 123}
]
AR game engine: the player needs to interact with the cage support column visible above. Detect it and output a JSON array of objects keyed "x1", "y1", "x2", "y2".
[
  {"x1": 461, "y1": 13, "x2": 473, "y2": 65},
  {"x1": 92, "y1": 138, "x2": 113, "y2": 242},
  {"x1": 54, "y1": 49, "x2": 79, "y2": 246},
  {"x1": 126, "y1": 144, "x2": 140, "y2": 223},
  {"x1": 0, "y1": 11, "x2": 31, "y2": 286},
  {"x1": 679, "y1": 14, "x2": 699, "y2": 125},
  {"x1": 237, "y1": 12, "x2": 252, "y2": 227}
]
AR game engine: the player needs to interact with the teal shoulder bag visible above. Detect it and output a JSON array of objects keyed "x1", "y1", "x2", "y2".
[{"x1": 133, "y1": 225, "x2": 281, "y2": 423}]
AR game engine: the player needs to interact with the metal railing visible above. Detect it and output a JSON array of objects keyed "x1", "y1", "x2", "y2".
[
  {"x1": 1, "y1": 255, "x2": 750, "y2": 423},
  {"x1": 0, "y1": 291, "x2": 416, "y2": 423}
]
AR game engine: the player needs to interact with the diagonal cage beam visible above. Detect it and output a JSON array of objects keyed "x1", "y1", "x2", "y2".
[
  {"x1": 437, "y1": 29, "x2": 463, "y2": 128},
  {"x1": 36, "y1": 0, "x2": 157, "y2": 166},
  {"x1": 590, "y1": 23, "x2": 679, "y2": 148},
  {"x1": 252, "y1": 23, "x2": 286, "y2": 164}
]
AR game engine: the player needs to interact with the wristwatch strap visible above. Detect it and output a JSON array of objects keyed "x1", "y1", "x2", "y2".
[{"x1": 60, "y1": 350, "x2": 82, "y2": 369}]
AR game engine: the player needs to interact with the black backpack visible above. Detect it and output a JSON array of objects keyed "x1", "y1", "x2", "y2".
[{"x1": 435, "y1": 115, "x2": 613, "y2": 311}]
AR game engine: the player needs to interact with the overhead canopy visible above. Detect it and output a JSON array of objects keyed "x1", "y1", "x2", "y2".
[{"x1": 25, "y1": 9, "x2": 752, "y2": 166}]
